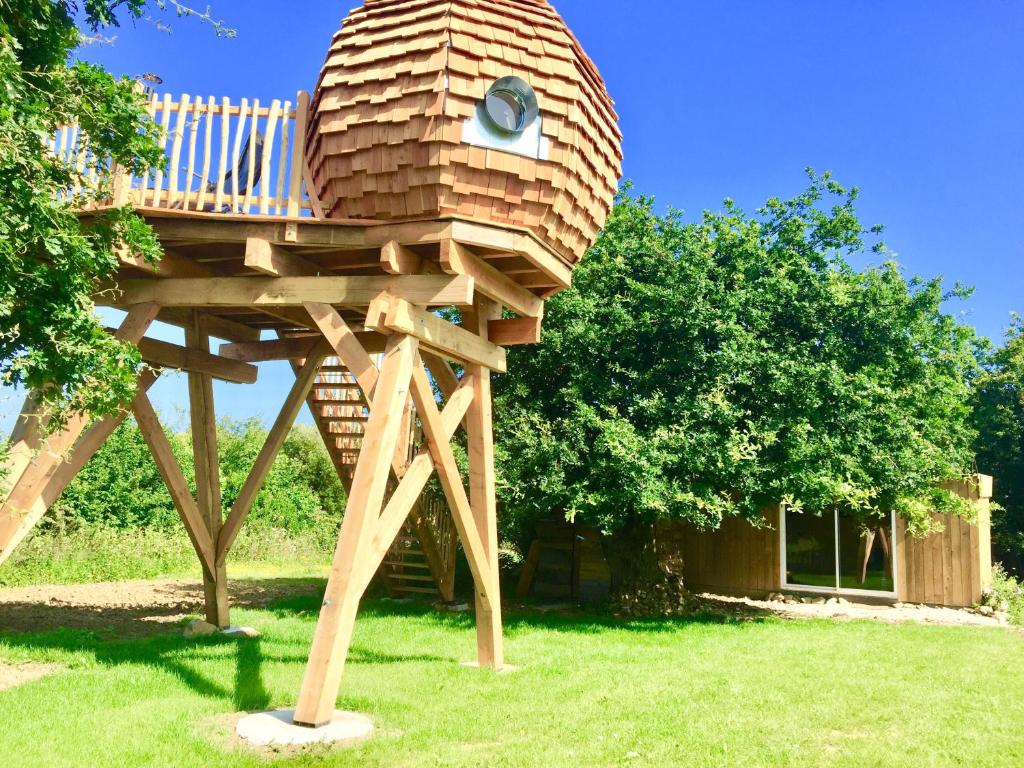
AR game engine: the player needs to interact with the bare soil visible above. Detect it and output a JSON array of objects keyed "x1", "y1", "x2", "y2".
[
  {"x1": 0, "y1": 577, "x2": 323, "y2": 638},
  {"x1": 0, "y1": 661, "x2": 62, "y2": 691}
]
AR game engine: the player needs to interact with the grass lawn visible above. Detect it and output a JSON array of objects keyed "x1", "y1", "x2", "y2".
[{"x1": 1, "y1": 588, "x2": 1023, "y2": 767}]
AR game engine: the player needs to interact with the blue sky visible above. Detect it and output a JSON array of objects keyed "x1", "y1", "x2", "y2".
[{"x1": 3, "y1": 1, "x2": 1022, "y2": 431}]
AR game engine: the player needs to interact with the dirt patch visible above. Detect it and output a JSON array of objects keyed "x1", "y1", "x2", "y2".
[
  {"x1": 0, "y1": 578, "x2": 323, "y2": 638},
  {"x1": 0, "y1": 661, "x2": 63, "y2": 691}
]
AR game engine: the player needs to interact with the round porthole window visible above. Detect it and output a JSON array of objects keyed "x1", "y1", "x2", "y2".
[{"x1": 482, "y1": 76, "x2": 539, "y2": 135}]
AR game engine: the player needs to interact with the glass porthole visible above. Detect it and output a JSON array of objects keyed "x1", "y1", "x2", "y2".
[{"x1": 481, "y1": 76, "x2": 539, "y2": 136}]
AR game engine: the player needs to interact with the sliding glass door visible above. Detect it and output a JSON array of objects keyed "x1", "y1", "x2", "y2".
[{"x1": 782, "y1": 508, "x2": 896, "y2": 596}]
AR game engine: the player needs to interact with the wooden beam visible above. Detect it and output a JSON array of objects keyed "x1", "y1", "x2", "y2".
[
  {"x1": 157, "y1": 308, "x2": 260, "y2": 344},
  {"x1": 487, "y1": 316, "x2": 542, "y2": 346},
  {"x1": 448, "y1": 219, "x2": 572, "y2": 290},
  {"x1": 134, "y1": 336, "x2": 258, "y2": 384},
  {"x1": 217, "y1": 353, "x2": 324, "y2": 564},
  {"x1": 421, "y1": 350, "x2": 461, "y2": 400},
  {"x1": 354, "y1": 371, "x2": 475, "y2": 595},
  {"x1": 185, "y1": 313, "x2": 228, "y2": 627},
  {"x1": 102, "y1": 275, "x2": 475, "y2": 309},
  {"x1": 294, "y1": 334, "x2": 418, "y2": 728},
  {"x1": 440, "y1": 240, "x2": 544, "y2": 318},
  {"x1": 463, "y1": 297, "x2": 504, "y2": 668},
  {"x1": 132, "y1": 390, "x2": 215, "y2": 575},
  {"x1": 218, "y1": 331, "x2": 388, "y2": 362},
  {"x1": 304, "y1": 303, "x2": 380, "y2": 398},
  {"x1": 244, "y1": 237, "x2": 323, "y2": 276},
  {"x1": 380, "y1": 240, "x2": 440, "y2": 275},
  {"x1": 0, "y1": 304, "x2": 159, "y2": 520},
  {"x1": 119, "y1": 247, "x2": 216, "y2": 278},
  {"x1": 366, "y1": 294, "x2": 507, "y2": 373}
]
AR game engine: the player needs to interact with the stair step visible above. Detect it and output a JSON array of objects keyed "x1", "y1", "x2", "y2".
[
  {"x1": 389, "y1": 585, "x2": 439, "y2": 594},
  {"x1": 382, "y1": 560, "x2": 430, "y2": 569},
  {"x1": 386, "y1": 573, "x2": 436, "y2": 583}
]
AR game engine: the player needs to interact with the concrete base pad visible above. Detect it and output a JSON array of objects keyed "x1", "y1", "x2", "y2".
[
  {"x1": 460, "y1": 661, "x2": 519, "y2": 673},
  {"x1": 221, "y1": 626, "x2": 260, "y2": 638},
  {"x1": 236, "y1": 709, "x2": 373, "y2": 747}
]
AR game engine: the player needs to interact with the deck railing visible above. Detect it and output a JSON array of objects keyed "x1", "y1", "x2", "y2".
[{"x1": 51, "y1": 89, "x2": 314, "y2": 217}]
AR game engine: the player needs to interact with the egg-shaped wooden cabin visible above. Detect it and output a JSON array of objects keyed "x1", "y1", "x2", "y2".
[{"x1": 307, "y1": 0, "x2": 623, "y2": 269}]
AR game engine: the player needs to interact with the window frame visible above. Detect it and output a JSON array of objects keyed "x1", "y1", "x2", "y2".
[{"x1": 779, "y1": 505, "x2": 899, "y2": 598}]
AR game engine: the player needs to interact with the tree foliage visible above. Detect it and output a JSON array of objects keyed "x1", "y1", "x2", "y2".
[
  {"x1": 494, "y1": 174, "x2": 980, "y2": 545},
  {"x1": 1, "y1": 0, "x2": 167, "y2": 423},
  {"x1": 974, "y1": 317, "x2": 1024, "y2": 572}
]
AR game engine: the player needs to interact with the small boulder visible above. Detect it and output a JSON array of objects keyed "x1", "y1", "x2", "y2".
[
  {"x1": 810, "y1": 597, "x2": 827, "y2": 605},
  {"x1": 435, "y1": 601, "x2": 472, "y2": 613},
  {"x1": 826, "y1": 597, "x2": 840, "y2": 605},
  {"x1": 222, "y1": 626, "x2": 260, "y2": 638},
  {"x1": 183, "y1": 619, "x2": 219, "y2": 639},
  {"x1": 766, "y1": 592, "x2": 784, "y2": 603},
  {"x1": 978, "y1": 605, "x2": 995, "y2": 617}
]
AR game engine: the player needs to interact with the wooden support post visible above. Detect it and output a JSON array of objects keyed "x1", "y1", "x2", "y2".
[
  {"x1": 293, "y1": 333, "x2": 418, "y2": 728},
  {"x1": 462, "y1": 297, "x2": 504, "y2": 669},
  {"x1": 185, "y1": 312, "x2": 229, "y2": 628}
]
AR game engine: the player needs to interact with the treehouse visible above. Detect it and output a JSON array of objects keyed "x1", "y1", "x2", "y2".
[{"x1": 0, "y1": 0, "x2": 622, "y2": 732}]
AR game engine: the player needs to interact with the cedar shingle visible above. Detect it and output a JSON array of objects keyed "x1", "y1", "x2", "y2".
[{"x1": 307, "y1": 0, "x2": 622, "y2": 266}]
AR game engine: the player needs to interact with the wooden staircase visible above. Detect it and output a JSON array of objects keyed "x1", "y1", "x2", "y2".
[{"x1": 302, "y1": 352, "x2": 456, "y2": 601}]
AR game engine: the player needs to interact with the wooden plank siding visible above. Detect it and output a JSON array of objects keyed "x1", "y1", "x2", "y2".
[
  {"x1": 897, "y1": 476, "x2": 993, "y2": 608},
  {"x1": 679, "y1": 508, "x2": 782, "y2": 598},
  {"x1": 678, "y1": 476, "x2": 993, "y2": 608}
]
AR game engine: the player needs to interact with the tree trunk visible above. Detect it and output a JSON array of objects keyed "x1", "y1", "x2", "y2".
[{"x1": 604, "y1": 517, "x2": 692, "y2": 617}]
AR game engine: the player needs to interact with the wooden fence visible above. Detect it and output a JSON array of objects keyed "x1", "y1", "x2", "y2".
[{"x1": 50, "y1": 89, "x2": 314, "y2": 217}]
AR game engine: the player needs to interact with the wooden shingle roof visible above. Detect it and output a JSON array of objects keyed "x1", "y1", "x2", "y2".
[{"x1": 307, "y1": 0, "x2": 623, "y2": 266}]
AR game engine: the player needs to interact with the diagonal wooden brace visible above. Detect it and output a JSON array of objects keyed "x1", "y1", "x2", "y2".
[
  {"x1": 0, "y1": 370, "x2": 161, "y2": 567},
  {"x1": 132, "y1": 390, "x2": 216, "y2": 576},
  {"x1": 408, "y1": 356, "x2": 497, "y2": 609},
  {"x1": 354, "y1": 371, "x2": 476, "y2": 595}
]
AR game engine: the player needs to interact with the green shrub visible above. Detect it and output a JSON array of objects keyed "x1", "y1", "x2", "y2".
[
  {"x1": 46, "y1": 416, "x2": 346, "y2": 536},
  {"x1": 983, "y1": 564, "x2": 1024, "y2": 625}
]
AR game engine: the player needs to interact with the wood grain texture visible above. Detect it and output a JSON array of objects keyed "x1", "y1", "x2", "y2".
[{"x1": 306, "y1": 0, "x2": 622, "y2": 265}]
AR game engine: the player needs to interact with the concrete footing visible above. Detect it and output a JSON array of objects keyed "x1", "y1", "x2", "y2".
[{"x1": 235, "y1": 709, "x2": 373, "y2": 747}]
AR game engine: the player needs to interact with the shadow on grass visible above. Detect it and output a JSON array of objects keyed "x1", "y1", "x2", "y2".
[
  {"x1": 268, "y1": 592, "x2": 777, "y2": 635},
  {"x1": 0, "y1": 577, "x2": 777, "y2": 708}
]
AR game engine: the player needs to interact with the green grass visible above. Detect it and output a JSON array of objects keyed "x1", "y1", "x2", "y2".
[
  {"x1": 0, "y1": 526, "x2": 332, "y2": 587},
  {"x1": 1, "y1": 593, "x2": 1023, "y2": 767}
]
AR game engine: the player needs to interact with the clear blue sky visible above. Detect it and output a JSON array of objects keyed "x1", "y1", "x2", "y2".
[{"x1": 3, "y1": 1, "x2": 1022, "y2": 431}]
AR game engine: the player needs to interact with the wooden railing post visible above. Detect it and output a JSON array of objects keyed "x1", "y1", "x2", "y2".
[{"x1": 287, "y1": 91, "x2": 311, "y2": 218}]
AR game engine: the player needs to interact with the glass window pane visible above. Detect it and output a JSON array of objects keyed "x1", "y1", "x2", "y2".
[
  {"x1": 785, "y1": 510, "x2": 836, "y2": 588},
  {"x1": 485, "y1": 90, "x2": 524, "y2": 131},
  {"x1": 838, "y1": 513, "x2": 894, "y2": 592}
]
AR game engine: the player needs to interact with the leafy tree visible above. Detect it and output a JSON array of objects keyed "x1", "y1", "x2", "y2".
[
  {"x1": 974, "y1": 317, "x2": 1024, "y2": 573},
  {"x1": 1, "y1": 1, "x2": 163, "y2": 424},
  {"x1": 0, "y1": 1, "x2": 231, "y2": 431},
  {"x1": 493, "y1": 174, "x2": 980, "y2": 595}
]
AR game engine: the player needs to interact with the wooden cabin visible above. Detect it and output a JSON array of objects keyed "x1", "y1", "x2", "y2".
[
  {"x1": 0, "y1": 0, "x2": 622, "y2": 730},
  {"x1": 518, "y1": 476, "x2": 994, "y2": 609}
]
